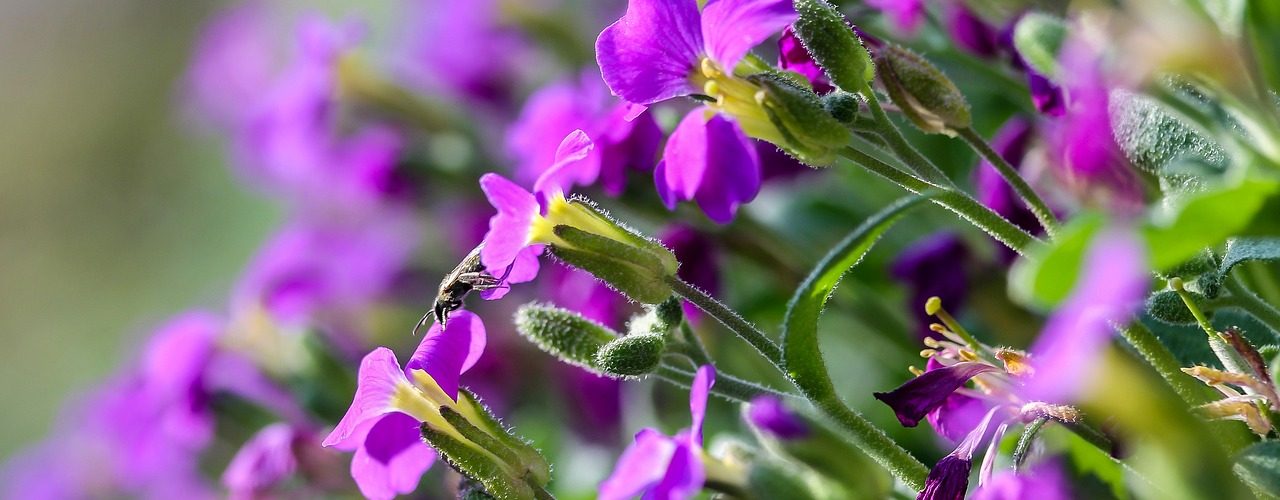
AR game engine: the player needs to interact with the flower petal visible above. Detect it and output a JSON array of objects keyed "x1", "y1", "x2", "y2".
[
  {"x1": 350, "y1": 413, "x2": 436, "y2": 500},
  {"x1": 222, "y1": 423, "x2": 298, "y2": 495},
  {"x1": 322, "y1": 348, "x2": 408, "y2": 450},
  {"x1": 701, "y1": 0, "x2": 796, "y2": 70},
  {"x1": 689, "y1": 364, "x2": 715, "y2": 444},
  {"x1": 479, "y1": 173, "x2": 539, "y2": 271},
  {"x1": 405, "y1": 310, "x2": 487, "y2": 400},
  {"x1": 479, "y1": 244, "x2": 544, "y2": 300},
  {"x1": 658, "y1": 111, "x2": 760, "y2": 224},
  {"x1": 873, "y1": 362, "x2": 999, "y2": 427},
  {"x1": 533, "y1": 130, "x2": 598, "y2": 202},
  {"x1": 599, "y1": 428, "x2": 679, "y2": 500},
  {"x1": 747, "y1": 395, "x2": 809, "y2": 439},
  {"x1": 647, "y1": 438, "x2": 705, "y2": 500},
  {"x1": 596, "y1": 0, "x2": 704, "y2": 104}
]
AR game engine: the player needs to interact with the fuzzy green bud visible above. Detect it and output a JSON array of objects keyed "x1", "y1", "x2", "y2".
[
  {"x1": 514, "y1": 303, "x2": 617, "y2": 372},
  {"x1": 791, "y1": 0, "x2": 874, "y2": 93},
  {"x1": 820, "y1": 91, "x2": 861, "y2": 124},
  {"x1": 537, "y1": 197, "x2": 678, "y2": 304},
  {"x1": 628, "y1": 298, "x2": 682, "y2": 337},
  {"x1": 1012, "y1": 13, "x2": 1067, "y2": 82},
  {"x1": 1146, "y1": 290, "x2": 1201, "y2": 325},
  {"x1": 748, "y1": 72, "x2": 850, "y2": 166},
  {"x1": 876, "y1": 45, "x2": 971, "y2": 136},
  {"x1": 595, "y1": 334, "x2": 666, "y2": 377}
]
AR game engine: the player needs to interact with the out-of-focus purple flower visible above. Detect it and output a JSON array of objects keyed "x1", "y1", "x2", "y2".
[
  {"x1": 923, "y1": 358, "x2": 991, "y2": 443},
  {"x1": 748, "y1": 395, "x2": 809, "y2": 439},
  {"x1": 890, "y1": 233, "x2": 971, "y2": 335},
  {"x1": 973, "y1": 118, "x2": 1040, "y2": 262},
  {"x1": 222, "y1": 423, "x2": 304, "y2": 498},
  {"x1": 758, "y1": 142, "x2": 812, "y2": 182},
  {"x1": 973, "y1": 461, "x2": 1071, "y2": 500},
  {"x1": 1027, "y1": 71, "x2": 1065, "y2": 116},
  {"x1": 874, "y1": 362, "x2": 999, "y2": 428},
  {"x1": 866, "y1": 0, "x2": 926, "y2": 37},
  {"x1": 656, "y1": 112, "x2": 762, "y2": 223},
  {"x1": 1022, "y1": 230, "x2": 1148, "y2": 403},
  {"x1": 918, "y1": 407, "x2": 1002, "y2": 500},
  {"x1": 1048, "y1": 38, "x2": 1144, "y2": 209},
  {"x1": 559, "y1": 365, "x2": 625, "y2": 443},
  {"x1": 599, "y1": 365, "x2": 715, "y2": 500},
  {"x1": 778, "y1": 26, "x2": 832, "y2": 94},
  {"x1": 507, "y1": 70, "x2": 661, "y2": 194},
  {"x1": 185, "y1": 3, "x2": 278, "y2": 130},
  {"x1": 233, "y1": 213, "x2": 420, "y2": 330},
  {"x1": 945, "y1": 3, "x2": 999, "y2": 58},
  {"x1": 323, "y1": 310, "x2": 488, "y2": 499},
  {"x1": 396, "y1": 0, "x2": 526, "y2": 106},
  {"x1": 660, "y1": 225, "x2": 720, "y2": 322}
]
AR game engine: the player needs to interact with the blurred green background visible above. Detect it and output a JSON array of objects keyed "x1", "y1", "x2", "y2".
[{"x1": 0, "y1": 0, "x2": 281, "y2": 459}]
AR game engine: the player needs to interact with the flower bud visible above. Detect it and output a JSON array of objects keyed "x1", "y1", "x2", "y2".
[
  {"x1": 627, "y1": 298, "x2": 682, "y2": 337},
  {"x1": 875, "y1": 45, "x2": 972, "y2": 136},
  {"x1": 820, "y1": 91, "x2": 862, "y2": 124},
  {"x1": 514, "y1": 303, "x2": 618, "y2": 372},
  {"x1": 1146, "y1": 290, "x2": 1201, "y2": 325},
  {"x1": 595, "y1": 333, "x2": 665, "y2": 377},
  {"x1": 1012, "y1": 13, "x2": 1068, "y2": 82},
  {"x1": 540, "y1": 197, "x2": 678, "y2": 304},
  {"x1": 791, "y1": 0, "x2": 875, "y2": 93},
  {"x1": 748, "y1": 72, "x2": 851, "y2": 166}
]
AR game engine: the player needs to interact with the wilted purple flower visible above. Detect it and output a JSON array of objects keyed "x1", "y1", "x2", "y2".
[
  {"x1": 890, "y1": 233, "x2": 971, "y2": 335},
  {"x1": 599, "y1": 365, "x2": 715, "y2": 500},
  {"x1": 507, "y1": 70, "x2": 661, "y2": 194},
  {"x1": 875, "y1": 361, "x2": 999, "y2": 428},
  {"x1": 748, "y1": 395, "x2": 809, "y2": 439},
  {"x1": 323, "y1": 310, "x2": 488, "y2": 500},
  {"x1": 918, "y1": 407, "x2": 1002, "y2": 500},
  {"x1": 655, "y1": 112, "x2": 762, "y2": 223},
  {"x1": 923, "y1": 358, "x2": 991, "y2": 443},
  {"x1": 973, "y1": 461, "x2": 1071, "y2": 500},
  {"x1": 778, "y1": 26, "x2": 832, "y2": 94},
  {"x1": 866, "y1": 0, "x2": 926, "y2": 37},
  {"x1": 1022, "y1": 230, "x2": 1148, "y2": 403}
]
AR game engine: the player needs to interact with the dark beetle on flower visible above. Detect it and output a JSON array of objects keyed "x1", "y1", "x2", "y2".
[{"x1": 413, "y1": 243, "x2": 510, "y2": 335}]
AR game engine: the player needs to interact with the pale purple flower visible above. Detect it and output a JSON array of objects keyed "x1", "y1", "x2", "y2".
[
  {"x1": 661, "y1": 225, "x2": 720, "y2": 322},
  {"x1": 185, "y1": 2, "x2": 278, "y2": 130},
  {"x1": 973, "y1": 461, "x2": 1071, "y2": 500},
  {"x1": 507, "y1": 70, "x2": 662, "y2": 194},
  {"x1": 655, "y1": 112, "x2": 762, "y2": 223},
  {"x1": 866, "y1": 0, "x2": 926, "y2": 37},
  {"x1": 875, "y1": 362, "x2": 999, "y2": 428},
  {"x1": 396, "y1": 0, "x2": 527, "y2": 106},
  {"x1": 890, "y1": 233, "x2": 971, "y2": 335},
  {"x1": 1022, "y1": 230, "x2": 1148, "y2": 403},
  {"x1": 918, "y1": 407, "x2": 1002, "y2": 500},
  {"x1": 599, "y1": 365, "x2": 715, "y2": 500},
  {"x1": 323, "y1": 310, "x2": 488, "y2": 500},
  {"x1": 748, "y1": 395, "x2": 809, "y2": 439},
  {"x1": 222, "y1": 423, "x2": 305, "y2": 498}
]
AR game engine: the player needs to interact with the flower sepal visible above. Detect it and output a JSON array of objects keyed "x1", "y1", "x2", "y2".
[
  {"x1": 549, "y1": 225, "x2": 675, "y2": 304},
  {"x1": 419, "y1": 421, "x2": 542, "y2": 500},
  {"x1": 747, "y1": 72, "x2": 850, "y2": 166}
]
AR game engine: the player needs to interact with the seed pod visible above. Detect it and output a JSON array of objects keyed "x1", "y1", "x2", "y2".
[
  {"x1": 875, "y1": 45, "x2": 972, "y2": 136},
  {"x1": 595, "y1": 334, "x2": 665, "y2": 377},
  {"x1": 791, "y1": 0, "x2": 875, "y2": 93}
]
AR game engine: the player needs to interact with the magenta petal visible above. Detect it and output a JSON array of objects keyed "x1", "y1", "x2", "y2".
[
  {"x1": 874, "y1": 362, "x2": 999, "y2": 427},
  {"x1": 479, "y1": 173, "x2": 539, "y2": 271},
  {"x1": 689, "y1": 365, "x2": 715, "y2": 444},
  {"x1": 480, "y1": 244, "x2": 544, "y2": 300},
  {"x1": 323, "y1": 348, "x2": 408, "y2": 450},
  {"x1": 599, "y1": 428, "x2": 679, "y2": 500},
  {"x1": 658, "y1": 111, "x2": 761, "y2": 223},
  {"x1": 747, "y1": 395, "x2": 809, "y2": 439},
  {"x1": 701, "y1": 0, "x2": 796, "y2": 69},
  {"x1": 405, "y1": 310, "x2": 486, "y2": 400},
  {"x1": 595, "y1": 0, "x2": 704, "y2": 104},
  {"x1": 351, "y1": 413, "x2": 436, "y2": 500},
  {"x1": 221, "y1": 423, "x2": 298, "y2": 495},
  {"x1": 973, "y1": 461, "x2": 1071, "y2": 500},
  {"x1": 648, "y1": 438, "x2": 705, "y2": 500},
  {"x1": 533, "y1": 130, "x2": 598, "y2": 201}
]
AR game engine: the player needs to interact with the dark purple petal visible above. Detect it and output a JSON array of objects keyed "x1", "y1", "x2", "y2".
[
  {"x1": 599, "y1": 428, "x2": 680, "y2": 500},
  {"x1": 945, "y1": 5, "x2": 999, "y2": 58},
  {"x1": 558, "y1": 364, "x2": 623, "y2": 443},
  {"x1": 918, "y1": 455, "x2": 973, "y2": 500},
  {"x1": 656, "y1": 111, "x2": 761, "y2": 224},
  {"x1": 701, "y1": 0, "x2": 797, "y2": 69},
  {"x1": 597, "y1": 103, "x2": 663, "y2": 195},
  {"x1": 350, "y1": 412, "x2": 436, "y2": 500},
  {"x1": 596, "y1": 0, "x2": 704, "y2": 104},
  {"x1": 874, "y1": 362, "x2": 999, "y2": 427},
  {"x1": 689, "y1": 364, "x2": 716, "y2": 444},
  {"x1": 405, "y1": 310, "x2": 487, "y2": 401},
  {"x1": 778, "y1": 26, "x2": 832, "y2": 93},
  {"x1": 1027, "y1": 70, "x2": 1065, "y2": 117},
  {"x1": 221, "y1": 423, "x2": 299, "y2": 496},
  {"x1": 479, "y1": 173, "x2": 539, "y2": 272},
  {"x1": 890, "y1": 233, "x2": 971, "y2": 336},
  {"x1": 973, "y1": 460, "x2": 1071, "y2": 500},
  {"x1": 748, "y1": 395, "x2": 809, "y2": 439},
  {"x1": 660, "y1": 225, "x2": 720, "y2": 323},
  {"x1": 323, "y1": 348, "x2": 409, "y2": 450},
  {"x1": 757, "y1": 141, "x2": 811, "y2": 181},
  {"x1": 1023, "y1": 230, "x2": 1148, "y2": 403},
  {"x1": 972, "y1": 118, "x2": 1041, "y2": 263}
]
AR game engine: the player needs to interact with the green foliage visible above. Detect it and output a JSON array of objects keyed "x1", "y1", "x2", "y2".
[
  {"x1": 1009, "y1": 213, "x2": 1105, "y2": 308},
  {"x1": 791, "y1": 0, "x2": 875, "y2": 93},
  {"x1": 1143, "y1": 179, "x2": 1279, "y2": 271},
  {"x1": 1012, "y1": 13, "x2": 1068, "y2": 81},
  {"x1": 1246, "y1": 0, "x2": 1280, "y2": 92},
  {"x1": 548, "y1": 228, "x2": 673, "y2": 304},
  {"x1": 1147, "y1": 289, "x2": 1203, "y2": 325},
  {"x1": 1109, "y1": 89, "x2": 1229, "y2": 177},
  {"x1": 1234, "y1": 440, "x2": 1280, "y2": 499},
  {"x1": 1219, "y1": 238, "x2": 1280, "y2": 280}
]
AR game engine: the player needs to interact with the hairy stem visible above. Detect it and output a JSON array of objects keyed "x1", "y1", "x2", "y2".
[
  {"x1": 865, "y1": 92, "x2": 956, "y2": 188},
  {"x1": 665, "y1": 277, "x2": 784, "y2": 366},
  {"x1": 656, "y1": 363, "x2": 789, "y2": 402},
  {"x1": 956, "y1": 126, "x2": 1059, "y2": 238},
  {"x1": 1117, "y1": 322, "x2": 1218, "y2": 406}
]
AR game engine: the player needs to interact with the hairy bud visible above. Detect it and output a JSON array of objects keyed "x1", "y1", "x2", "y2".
[
  {"x1": 514, "y1": 303, "x2": 617, "y2": 372},
  {"x1": 595, "y1": 334, "x2": 665, "y2": 377},
  {"x1": 1146, "y1": 290, "x2": 1202, "y2": 325},
  {"x1": 748, "y1": 72, "x2": 851, "y2": 166},
  {"x1": 791, "y1": 0, "x2": 875, "y2": 93},
  {"x1": 876, "y1": 45, "x2": 971, "y2": 135}
]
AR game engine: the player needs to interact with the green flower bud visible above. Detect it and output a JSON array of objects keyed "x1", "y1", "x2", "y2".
[
  {"x1": 655, "y1": 297, "x2": 684, "y2": 330},
  {"x1": 1146, "y1": 290, "x2": 1201, "y2": 325},
  {"x1": 595, "y1": 333, "x2": 666, "y2": 377},
  {"x1": 514, "y1": 303, "x2": 617, "y2": 372},
  {"x1": 748, "y1": 72, "x2": 851, "y2": 166},
  {"x1": 791, "y1": 0, "x2": 875, "y2": 93},
  {"x1": 1012, "y1": 13, "x2": 1068, "y2": 82},
  {"x1": 820, "y1": 91, "x2": 862, "y2": 124},
  {"x1": 875, "y1": 45, "x2": 971, "y2": 136}
]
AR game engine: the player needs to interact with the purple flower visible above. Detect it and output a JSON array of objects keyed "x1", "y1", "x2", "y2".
[
  {"x1": 923, "y1": 359, "x2": 991, "y2": 443},
  {"x1": 661, "y1": 225, "x2": 720, "y2": 322},
  {"x1": 890, "y1": 233, "x2": 971, "y2": 335},
  {"x1": 973, "y1": 461, "x2": 1071, "y2": 500},
  {"x1": 874, "y1": 361, "x2": 999, "y2": 427},
  {"x1": 1027, "y1": 70, "x2": 1065, "y2": 117},
  {"x1": 866, "y1": 0, "x2": 926, "y2": 37},
  {"x1": 396, "y1": 0, "x2": 527, "y2": 106},
  {"x1": 599, "y1": 365, "x2": 715, "y2": 500},
  {"x1": 507, "y1": 70, "x2": 662, "y2": 194},
  {"x1": 973, "y1": 118, "x2": 1041, "y2": 262},
  {"x1": 918, "y1": 407, "x2": 1002, "y2": 500},
  {"x1": 945, "y1": 4, "x2": 999, "y2": 58},
  {"x1": 1022, "y1": 230, "x2": 1148, "y2": 403},
  {"x1": 222, "y1": 423, "x2": 304, "y2": 498},
  {"x1": 323, "y1": 310, "x2": 488, "y2": 500},
  {"x1": 559, "y1": 365, "x2": 625, "y2": 443},
  {"x1": 655, "y1": 112, "x2": 762, "y2": 223},
  {"x1": 748, "y1": 395, "x2": 809, "y2": 439},
  {"x1": 184, "y1": 3, "x2": 277, "y2": 131},
  {"x1": 778, "y1": 26, "x2": 832, "y2": 94}
]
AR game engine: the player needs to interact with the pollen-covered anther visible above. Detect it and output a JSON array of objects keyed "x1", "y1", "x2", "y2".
[
  {"x1": 995, "y1": 348, "x2": 1034, "y2": 377},
  {"x1": 920, "y1": 349, "x2": 937, "y2": 358},
  {"x1": 958, "y1": 349, "x2": 978, "y2": 361},
  {"x1": 1019, "y1": 402, "x2": 1081, "y2": 423},
  {"x1": 923, "y1": 335, "x2": 943, "y2": 348},
  {"x1": 700, "y1": 57, "x2": 723, "y2": 80}
]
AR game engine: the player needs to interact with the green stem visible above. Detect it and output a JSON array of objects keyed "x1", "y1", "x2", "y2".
[
  {"x1": 812, "y1": 395, "x2": 929, "y2": 491},
  {"x1": 865, "y1": 93, "x2": 956, "y2": 188},
  {"x1": 956, "y1": 126, "x2": 1059, "y2": 238},
  {"x1": 665, "y1": 277, "x2": 784, "y2": 366},
  {"x1": 838, "y1": 146, "x2": 1040, "y2": 254},
  {"x1": 1117, "y1": 322, "x2": 1217, "y2": 406},
  {"x1": 1012, "y1": 417, "x2": 1048, "y2": 470},
  {"x1": 656, "y1": 364, "x2": 788, "y2": 402},
  {"x1": 1224, "y1": 275, "x2": 1280, "y2": 339}
]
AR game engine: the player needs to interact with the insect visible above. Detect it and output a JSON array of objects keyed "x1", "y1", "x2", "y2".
[{"x1": 413, "y1": 244, "x2": 512, "y2": 335}]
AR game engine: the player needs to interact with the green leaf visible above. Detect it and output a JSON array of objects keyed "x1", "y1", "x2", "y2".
[
  {"x1": 1009, "y1": 213, "x2": 1106, "y2": 308},
  {"x1": 1109, "y1": 89, "x2": 1229, "y2": 177},
  {"x1": 1220, "y1": 238, "x2": 1280, "y2": 278},
  {"x1": 1142, "y1": 178, "x2": 1279, "y2": 271},
  {"x1": 1247, "y1": 0, "x2": 1280, "y2": 92},
  {"x1": 1235, "y1": 440, "x2": 1280, "y2": 499},
  {"x1": 1012, "y1": 12, "x2": 1068, "y2": 81}
]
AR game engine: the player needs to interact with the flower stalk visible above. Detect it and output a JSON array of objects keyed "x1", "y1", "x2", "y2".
[{"x1": 956, "y1": 126, "x2": 1060, "y2": 238}]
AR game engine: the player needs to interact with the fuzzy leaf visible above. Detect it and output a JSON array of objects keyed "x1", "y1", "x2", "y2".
[{"x1": 1235, "y1": 440, "x2": 1280, "y2": 499}]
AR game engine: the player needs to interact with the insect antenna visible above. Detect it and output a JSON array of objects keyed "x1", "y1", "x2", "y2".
[{"x1": 411, "y1": 310, "x2": 434, "y2": 336}]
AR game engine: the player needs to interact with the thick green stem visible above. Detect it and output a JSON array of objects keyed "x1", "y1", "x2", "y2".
[
  {"x1": 865, "y1": 93, "x2": 956, "y2": 188},
  {"x1": 1118, "y1": 322, "x2": 1217, "y2": 406},
  {"x1": 812, "y1": 395, "x2": 929, "y2": 490},
  {"x1": 665, "y1": 277, "x2": 784, "y2": 366},
  {"x1": 956, "y1": 127, "x2": 1059, "y2": 238},
  {"x1": 838, "y1": 146, "x2": 1040, "y2": 254},
  {"x1": 1224, "y1": 275, "x2": 1280, "y2": 339}
]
